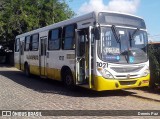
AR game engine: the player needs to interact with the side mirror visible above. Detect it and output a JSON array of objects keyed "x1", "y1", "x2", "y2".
[{"x1": 94, "y1": 27, "x2": 100, "y2": 40}]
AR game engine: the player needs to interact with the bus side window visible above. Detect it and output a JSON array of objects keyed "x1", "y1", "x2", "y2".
[
  {"x1": 24, "y1": 36, "x2": 30, "y2": 51},
  {"x1": 15, "y1": 38, "x2": 20, "y2": 52},
  {"x1": 63, "y1": 24, "x2": 75, "y2": 50},
  {"x1": 48, "y1": 28, "x2": 61, "y2": 50},
  {"x1": 31, "y1": 34, "x2": 39, "y2": 51}
]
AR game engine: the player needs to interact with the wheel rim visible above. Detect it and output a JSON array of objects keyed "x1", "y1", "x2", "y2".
[{"x1": 65, "y1": 75, "x2": 72, "y2": 86}]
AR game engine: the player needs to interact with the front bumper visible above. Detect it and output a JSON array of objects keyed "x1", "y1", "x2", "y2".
[{"x1": 92, "y1": 74, "x2": 150, "y2": 91}]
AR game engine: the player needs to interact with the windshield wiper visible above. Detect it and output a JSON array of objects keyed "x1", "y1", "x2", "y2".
[
  {"x1": 111, "y1": 25, "x2": 121, "y2": 53},
  {"x1": 131, "y1": 28, "x2": 139, "y2": 40},
  {"x1": 111, "y1": 25, "x2": 120, "y2": 43},
  {"x1": 129, "y1": 28, "x2": 139, "y2": 47}
]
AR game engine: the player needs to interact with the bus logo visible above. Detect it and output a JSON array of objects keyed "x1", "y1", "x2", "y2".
[{"x1": 127, "y1": 74, "x2": 130, "y2": 79}]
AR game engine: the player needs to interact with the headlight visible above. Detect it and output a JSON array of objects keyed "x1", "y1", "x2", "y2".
[
  {"x1": 98, "y1": 68, "x2": 114, "y2": 79},
  {"x1": 141, "y1": 69, "x2": 150, "y2": 77}
]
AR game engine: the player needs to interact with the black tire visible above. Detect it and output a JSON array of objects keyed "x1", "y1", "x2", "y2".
[
  {"x1": 24, "y1": 64, "x2": 30, "y2": 77},
  {"x1": 63, "y1": 70, "x2": 75, "y2": 90}
]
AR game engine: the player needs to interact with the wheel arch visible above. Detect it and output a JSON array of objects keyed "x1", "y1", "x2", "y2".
[
  {"x1": 24, "y1": 61, "x2": 29, "y2": 68},
  {"x1": 61, "y1": 66, "x2": 73, "y2": 81}
]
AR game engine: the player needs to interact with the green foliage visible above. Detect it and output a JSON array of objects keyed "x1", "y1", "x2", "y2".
[
  {"x1": 148, "y1": 44, "x2": 160, "y2": 87},
  {"x1": 0, "y1": 0, "x2": 75, "y2": 42}
]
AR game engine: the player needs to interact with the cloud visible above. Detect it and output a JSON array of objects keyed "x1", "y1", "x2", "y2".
[
  {"x1": 107, "y1": 0, "x2": 140, "y2": 14},
  {"x1": 78, "y1": 0, "x2": 140, "y2": 15},
  {"x1": 78, "y1": 0, "x2": 107, "y2": 14}
]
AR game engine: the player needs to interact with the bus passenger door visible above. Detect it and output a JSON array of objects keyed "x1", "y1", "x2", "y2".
[
  {"x1": 39, "y1": 37, "x2": 47, "y2": 77},
  {"x1": 75, "y1": 27, "x2": 93, "y2": 88}
]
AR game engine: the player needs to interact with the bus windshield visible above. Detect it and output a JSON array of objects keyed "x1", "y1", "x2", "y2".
[{"x1": 97, "y1": 27, "x2": 148, "y2": 64}]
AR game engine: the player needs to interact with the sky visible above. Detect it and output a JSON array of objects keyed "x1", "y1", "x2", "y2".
[{"x1": 67, "y1": 0, "x2": 160, "y2": 42}]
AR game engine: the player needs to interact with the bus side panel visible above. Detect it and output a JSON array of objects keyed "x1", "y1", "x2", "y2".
[
  {"x1": 28, "y1": 51, "x2": 40, "y2": 75},
  {"x1": 46, "y1": 50, "x2": 75, "y2": 81}
]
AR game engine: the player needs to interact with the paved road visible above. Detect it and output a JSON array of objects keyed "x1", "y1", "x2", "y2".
[{"x1": 0, "y1": 66, "x2": 160, "y2": 119}]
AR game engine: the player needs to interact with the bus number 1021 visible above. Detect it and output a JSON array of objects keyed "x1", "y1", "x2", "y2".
[{"x1": 96, "y1": 62, "x2": 108, "y2": 68}]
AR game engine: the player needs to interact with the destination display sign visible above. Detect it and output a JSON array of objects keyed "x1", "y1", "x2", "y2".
[{"x1": 98, "y1": 12, "x2": 146, "y2": 29}]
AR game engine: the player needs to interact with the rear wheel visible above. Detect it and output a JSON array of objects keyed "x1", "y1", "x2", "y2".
[
  {"x1": 63, "y1": 70, "x2": 75, "y2": 90},
  {"x1": 24, "y1": 64, "x2": 30, "y2": 77}
]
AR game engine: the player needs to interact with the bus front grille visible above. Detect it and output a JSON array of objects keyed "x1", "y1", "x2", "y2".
[
  {"x1": 119, "y1": 80, "x2": 137, "y2": 85},
  {"x1": 115, "y1": 75, "x2": 138, "y2": 79},
  {"x1": 111, "y1": 66, "x2": 143, "y2": 73}
]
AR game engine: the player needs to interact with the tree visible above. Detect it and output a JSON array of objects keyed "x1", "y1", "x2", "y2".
[
  {"x1": 0, "y1": 0, "x2": 75, "y2": 43},
  {"x1": 148, "y1": 44, "x2": 160, "y2": 89}
]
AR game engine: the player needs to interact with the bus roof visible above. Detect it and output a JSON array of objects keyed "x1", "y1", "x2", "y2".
[
  {"x1": 16, "y1": 12, "x2": 96, "y2": 39},
  {"x1": 96, "y1": 10, "x2": 143, "y2": 19},
  {"x1": 16, "y1": 11, "x2": 144, "y2": 39}
]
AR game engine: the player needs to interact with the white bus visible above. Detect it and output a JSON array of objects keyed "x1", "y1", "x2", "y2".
[{"x1": 14, "y1": 11, "x2": 150, "y2": 91}]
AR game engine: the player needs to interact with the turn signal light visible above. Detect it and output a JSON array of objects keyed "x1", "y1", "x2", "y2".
[{"x1": 142, "y1": 80, "x2": 149, "y2": 84}]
